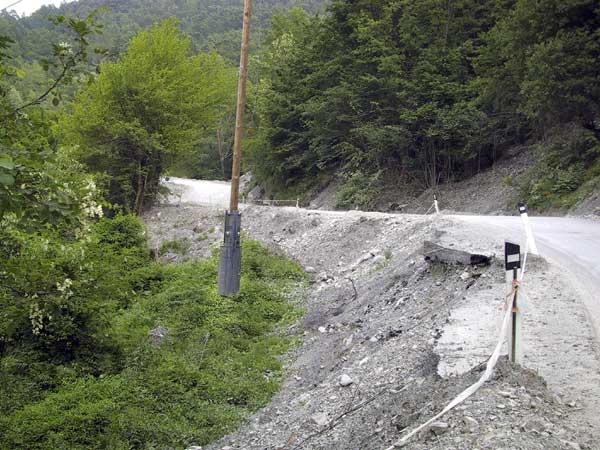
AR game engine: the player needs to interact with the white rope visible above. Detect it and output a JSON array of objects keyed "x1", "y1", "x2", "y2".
[{"x1": 384, "y1": 242, "x2": 530, "y2": 449}]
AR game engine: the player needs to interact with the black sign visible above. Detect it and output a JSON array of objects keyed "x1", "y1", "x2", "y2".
[{"x1": 505, "y1": 241, "x2": 521, "y2": 271}]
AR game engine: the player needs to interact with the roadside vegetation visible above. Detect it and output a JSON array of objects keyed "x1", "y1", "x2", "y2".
[
  {"x1": 1, "y1": 11, "x2": 304, "y2": 450},
  {"x1": 0, "y1": 215, "x2": 305, "y2": 450}
]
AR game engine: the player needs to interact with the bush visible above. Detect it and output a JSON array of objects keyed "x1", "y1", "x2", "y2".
[
  {"x1": 520, "y1": 126, "x2": 600, "y2": 210},
  {"x1": 0, "y1": 237, "x2": 305, "y2": 450},
  {"x1": 336, "y1": 170, "x2": 382, "y2": 210},
  {"x1": 0, "y1": 214, "x2": 151, "y2": 414}
]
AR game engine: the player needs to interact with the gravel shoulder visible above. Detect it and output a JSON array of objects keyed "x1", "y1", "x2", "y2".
[{"x1": 143, "y1": 199, "x2": 599, "y2": 450}]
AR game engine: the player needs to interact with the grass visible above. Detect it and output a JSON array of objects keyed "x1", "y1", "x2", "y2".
[
  {"x1": 0, "y1": 238, "x2": 306, "y2": 450},
  {"x1": 159, "y1": 237, "x2": 192, "y2": 255}
]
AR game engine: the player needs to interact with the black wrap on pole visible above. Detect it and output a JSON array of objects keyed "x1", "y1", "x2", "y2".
[{"x1": 218, "y1": 211, "x2": 242, "y2": 296}]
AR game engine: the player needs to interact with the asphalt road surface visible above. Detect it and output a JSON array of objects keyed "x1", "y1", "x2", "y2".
[
  {"x1": 165, "y1": 177, "x2": 600, "y2": 343},
  {"x1": 453, "y1": 215, "x2": 600, "y2": 344}
]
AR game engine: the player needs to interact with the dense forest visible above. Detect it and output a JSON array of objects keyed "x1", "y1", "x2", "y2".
[
  {"x1": 1, "y1": 0, "x2": 324, "y2": 180},
  {"x1": 250, "y1": 0, "x2": 600, "y2": 209}
]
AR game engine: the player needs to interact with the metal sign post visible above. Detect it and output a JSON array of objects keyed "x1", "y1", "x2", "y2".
[
  {"x1": 505, "y1": 241, "x2": 523, "y2": 365},
  {"x1": 218, "y1": 0, "x2": 252, "y2": 296},
  {"x1": 518, "y1": 203, "x2": 538, "y2": 255}
]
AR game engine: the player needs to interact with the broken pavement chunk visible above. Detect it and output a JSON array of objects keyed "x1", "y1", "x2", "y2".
[{"x1": 423, "y1": 241, "x2": 491, "y2": 266}]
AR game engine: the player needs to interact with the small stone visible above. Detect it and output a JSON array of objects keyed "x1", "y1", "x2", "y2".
[
  {"x1": 318, "y1": 326, "x2": 327, "y2": 333},
  {"x1": 460, "y1": 271, "x2": 471, "y2": 281},
  {"x1": 318, "y1": 272, "x2": 329, "y2": 281},
  {"x1": 359, "y1": 357, "x2": 369, "y2": 366},
  {"x1": 186, "y1": 446, "x2": 202, "y2": 450},
  {"x1": 563, "y1": 441, "x2": 582, "y2": 450},
  {"x1": 370, "y1": 336, "x2": 379, "y2": 343},
  {"x1": 311, "y1": 413, "x2": 329, "y2": 427},
  {"x1": 305, "y1": 266, "x2": 316, "y2": 274},
  {"x1": 222, "y1": 447, "x2": 233, "y2": 450},
  {"x1": 429, "y1": 421, "x2": 449, "y2": 435},
  {"x1": 339, "y1": 374, "x2": 354, "y2": 387},
  {"x1": 499, "y1": 391, "x2": 513, "y2": 398},
  {"x1": 497, "y1": 404, "x2": 507, "y2": 409},
  {"x1": 464, "y1": 416, "x2": 479, "y2": 431}
]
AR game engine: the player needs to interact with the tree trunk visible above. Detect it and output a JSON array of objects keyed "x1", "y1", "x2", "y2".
[
  {"x1": 134, "y1": 160, "x2": 145, "y2": 215},
  {"x1": 217, "y1": 128, "x2": 226, "y2": 180}
]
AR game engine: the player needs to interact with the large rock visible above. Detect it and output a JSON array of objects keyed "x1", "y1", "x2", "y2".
[
  {"x1": 423, "y1": 241, "x2": 491, "y2": 266},
  {"x1": 247, "y1": 184, "x2": 265, "y2": 202}
]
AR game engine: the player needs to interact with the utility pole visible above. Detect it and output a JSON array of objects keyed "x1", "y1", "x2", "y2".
[{"x1": 218, "y1": 0, "x2": 252, "y2": 296}]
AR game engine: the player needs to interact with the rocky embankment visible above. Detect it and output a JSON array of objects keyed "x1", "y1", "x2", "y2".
[{"x1": 143, "y1": 203, "x2": 598, "y2": 450}]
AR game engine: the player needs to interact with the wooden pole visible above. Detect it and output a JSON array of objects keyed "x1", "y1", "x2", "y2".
[
  {"x1": 507, "y1": 266, "x2": 523, "y2": 365},
  {"x1": 218, "y1": 0, "x2": 252, "y2": 296},
  {"x1": 229, "y1": 0, "x2": 252, "y2": 212}
]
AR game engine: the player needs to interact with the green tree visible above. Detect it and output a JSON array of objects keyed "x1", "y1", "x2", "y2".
[{"x1": 63, "y1": 19, "x2": 235, "y2": 213}]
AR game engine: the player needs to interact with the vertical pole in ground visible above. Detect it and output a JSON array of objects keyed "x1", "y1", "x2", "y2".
[
  {"x1": 434, "y1": 194, "x2": 440, "y2": 215},
  {"x1": 518, "y1": 202, "x2": 538, "y2": 255},
  {"x1": 505, "y1": 242, "x2": 523, "y2": 365},
  {"x1": 218, "y1": 0, "x2": 252, "y2": 297}
]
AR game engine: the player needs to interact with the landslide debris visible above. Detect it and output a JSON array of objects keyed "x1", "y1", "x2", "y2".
[{"x1": 143, "y1": 204, "x2": 595, "y2": 450}]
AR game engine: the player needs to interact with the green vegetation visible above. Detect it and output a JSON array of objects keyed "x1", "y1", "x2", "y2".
[
  {"x1": 61, "y1": 20, "x2": 237, "y2": 213},
  {"x1": 1, "y1": 11, "x2": 305, "y2": 449},
  {"x1": 520, "y1": 126, "x2": 600, "y2": 209},
  {"x1": 250, "y1": 0, "x2": 600, "y2": 210},
  {"x1": 0, "y1": 217, "x2": 305, "y2": 450},
  {"x1": 160, "y1": 237, "x2": 192, "y2": 255}
]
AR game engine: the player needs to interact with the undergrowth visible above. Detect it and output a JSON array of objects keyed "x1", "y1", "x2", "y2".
[
  {"x1": 520, "y1": 126, "x2": 600, "y2": 211},
  {"x1": 0, "y1": 215, "x2": 305, "y2": 450}
]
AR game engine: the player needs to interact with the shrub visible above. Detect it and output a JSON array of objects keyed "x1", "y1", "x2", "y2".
[
  {"x1": 0, "y1": 238, "x2": 305, "y2": 450},
  {"x1": 336, "y1": 170, "x2": 383, "y2": 210}
]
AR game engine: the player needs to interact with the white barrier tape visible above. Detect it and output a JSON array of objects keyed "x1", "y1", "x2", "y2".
[{"x1": 384, "y1": 245, "x2": 529, "y2": 449}]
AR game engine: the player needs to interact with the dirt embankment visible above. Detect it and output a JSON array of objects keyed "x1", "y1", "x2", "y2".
[
  {"x1": 143, "y1": 204, "x2": 598, "y2": 450},
  {"x1": 307, "y1": 149, "x2": 600, "y2": 218}
]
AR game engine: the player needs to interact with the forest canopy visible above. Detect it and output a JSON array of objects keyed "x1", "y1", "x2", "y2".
[{"x1": 249, "y1": 0, "x2": 600, "y2": 208}]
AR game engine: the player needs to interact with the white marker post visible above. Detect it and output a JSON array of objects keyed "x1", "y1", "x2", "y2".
[
  {"x1": 518, "y1": 203, "x2": 538, "y2": 255},
  {"x1": 505, "y1": 241, "x2": 523, "y2": 365},
  {"x1": 434, "y1": 194, "x2": 440, "y2": 215}
]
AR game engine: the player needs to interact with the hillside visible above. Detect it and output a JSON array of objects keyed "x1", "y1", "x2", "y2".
[
  {"x1": 3, "y1": 0, "x2": 325, "y2": 59},
  {"x1": 247, "y1": 0, "x2": 600, "y2": 215},
  {"x1": 0, "y1": 0, "x2": 324, "y2": 101}
]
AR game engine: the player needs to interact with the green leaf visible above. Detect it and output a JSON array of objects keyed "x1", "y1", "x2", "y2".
[
  {"x1": 0, "y1": 157, "x2": 15, "y2": 170},
  {"x1": 0, "y1": 173, "x2": 15, "y2": 186},
  {"x1": 52, "y1": 97, "x2": 60, "y2": 107}
]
